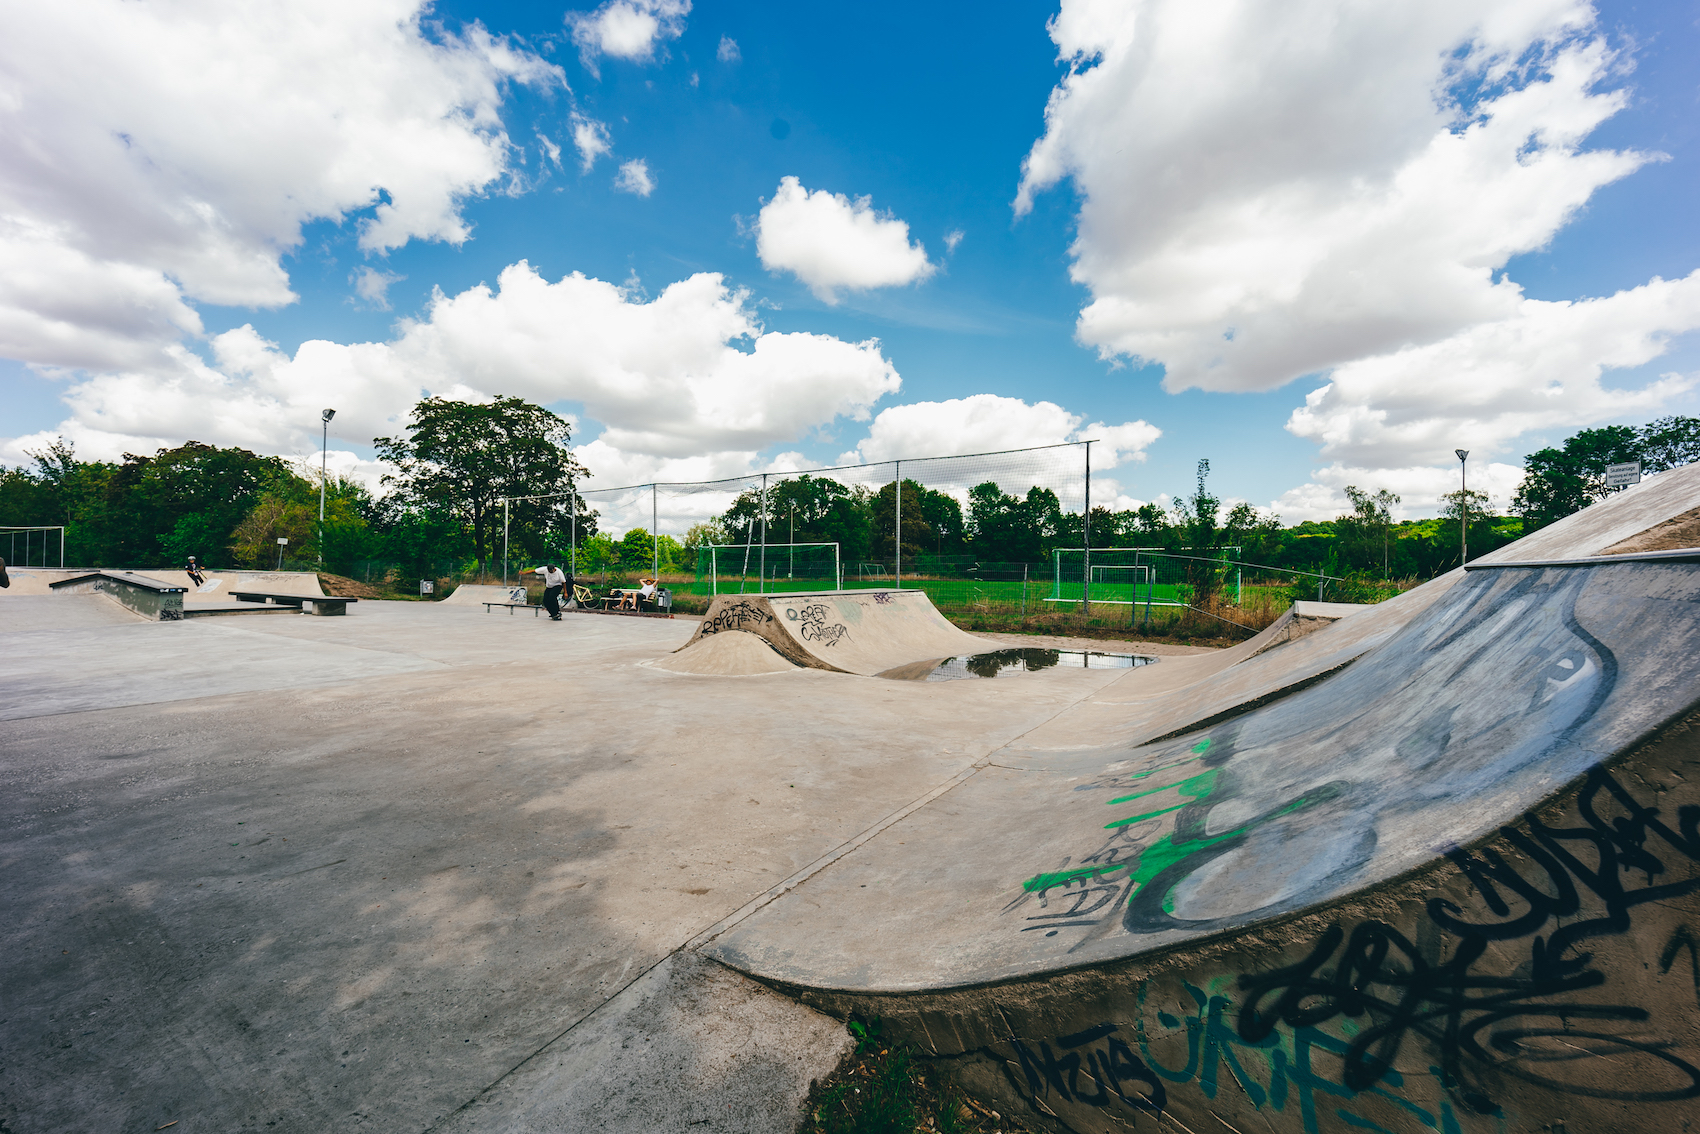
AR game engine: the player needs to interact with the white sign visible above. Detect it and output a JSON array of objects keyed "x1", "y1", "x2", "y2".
[
  {"x1": 419, "y1": 580, "x2": 435, "y2": 594},
  {"x1": 1606, "y1": 461, "x2": 1642, "y2": 488}
]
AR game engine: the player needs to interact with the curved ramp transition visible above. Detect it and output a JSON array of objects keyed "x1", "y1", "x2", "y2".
[
  {"x1": 682, "y1": 589, "x2": 995, "y2": 676},
  {"x1": 702, "y1": 464, "x2": 1700, "y2": 1134}
]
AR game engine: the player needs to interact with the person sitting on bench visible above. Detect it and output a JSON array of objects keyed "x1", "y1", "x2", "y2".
[{"x1": 635, "y1": 576, "x2": 659, "y2": 611}]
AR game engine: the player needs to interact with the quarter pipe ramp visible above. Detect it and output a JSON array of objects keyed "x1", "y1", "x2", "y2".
[{"x1": 700, "y1": 465, "x2": 1700, "y2": 1133}]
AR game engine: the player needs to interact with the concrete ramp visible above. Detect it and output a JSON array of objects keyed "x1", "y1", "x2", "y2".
[
  {"x1": 683, "y1": 589, "x2": 997, "y2": 677},
  {"x1": 441, "y1": 583, "x2": 529, "y2": 606},
  {"x1": 702, "y1": 465, "x2": 1700, "y2": 1133}
]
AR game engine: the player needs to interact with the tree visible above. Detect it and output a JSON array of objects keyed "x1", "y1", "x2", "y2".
[
  {"x1": 374, "y1": 396, "x2": 586, "y2": 575},
  {"x1": 1512, "y1": 416, "x2": 1700, "y2": 532},
  {"x1": 1441, "y1": 488, "x2": 1492, "y2": 565},
  {"x1": 966, "y1": 481, "x2": 1060, "y2": 564},
  {"x1": 1336, "y1": 486, "x2": 1400, "y2": 577},
  {"x1": 683, "y1": 521, "x2": 728, "y2": 551},
  {"x1": 718, "y1": 475, "x2": 875, "y2": 564},
  {"x1": 1640, "y1": 415, "x2": 1700, "y2": 471}
]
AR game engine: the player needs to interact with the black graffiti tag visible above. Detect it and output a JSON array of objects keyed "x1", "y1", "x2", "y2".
[
  {"x1": 1000, "y1": 1022, "x2": 1166, "y2": 1118},
  {"x1": 1237, "y1": 767, "x2": 1700, "y2": 1106},
  {"x1": 792, "y1": 603, "x2": 848, "y2": 647},
  {"x1": 700, "y1": 599, "x2": 774, "y2": 635}
]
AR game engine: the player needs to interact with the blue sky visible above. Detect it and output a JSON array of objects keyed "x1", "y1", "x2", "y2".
[{"x1": 2, "y1": 0, "x2": 1697, "y2": 528}]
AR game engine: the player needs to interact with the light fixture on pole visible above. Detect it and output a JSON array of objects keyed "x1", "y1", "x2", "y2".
[
  {"x1": 1455, "y1": 449, "x2": 1470, "y2": 565},
  {"x1": 319, "y1": 409, "x2": 336, "y2": 522}
]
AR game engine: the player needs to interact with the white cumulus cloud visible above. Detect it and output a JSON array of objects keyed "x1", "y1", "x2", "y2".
[
  {"x1": 717, "y1": 35, "x2": 741, "y2": 63},
  {"x1": 567, "y1": 0, "x2": 689, "y2": 73},
  {"x1": 615, "y1": 159, "x2": 656, "y2": 197},
  {"x1": 350, "y1": 266, "x2": 406, "y2": 311},
  {"x1": 1016, "y1": 0, "x2": 1696, "y2": 503},
  {"x1": 0, "y1": 0, "x2": 560, "y2": 374},
  {"x1": 6, "y1": 265, "x2": 903, "y2": 493},
  {"x1": 570, "y1": 114, "x2": 613, "y2": 172},
  {"x1": 756, "y1": 176, "x2": 937, "y2": 304}
]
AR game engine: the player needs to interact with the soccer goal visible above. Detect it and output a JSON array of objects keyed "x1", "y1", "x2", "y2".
[
  {"x1": 696, "y1": 543, "x2": 841, "y2": 595},
  {"x1": 1050, "y1": 547, "x2": 1243, "y2": 608},
  {"x1": 1, "y1": 526, "x2": 65, "y2": 568}
]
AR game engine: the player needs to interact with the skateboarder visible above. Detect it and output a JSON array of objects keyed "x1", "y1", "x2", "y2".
[
  {"x1": 185, "y1": 555, "x2": 207, "y2": 588},
  {"x1": 535, "y1": 563, "x2": 566, "y2": 621}
]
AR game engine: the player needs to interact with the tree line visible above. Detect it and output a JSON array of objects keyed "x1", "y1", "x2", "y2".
[{"x1": 3, "y1": 397, "x2": 1694, "y2": 584}]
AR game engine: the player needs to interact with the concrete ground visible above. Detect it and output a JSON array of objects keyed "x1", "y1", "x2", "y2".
[{"x1": 0, "y1": 596, "x2": 1138, "y2": 1133}]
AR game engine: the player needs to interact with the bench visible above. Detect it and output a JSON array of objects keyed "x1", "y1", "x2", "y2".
[
  {"x1": 228, "y1": 590, "x2": 357, "y2": 616},
  {"x1": 483, "y1": 602, "x2": 542, "y2": 617}
]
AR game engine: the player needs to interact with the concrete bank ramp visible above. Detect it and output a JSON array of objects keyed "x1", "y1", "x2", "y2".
[
  {"x1": 648, "y1": 629, "x2": 796, "y2": 675},
  {"x1": 702, "y1": 465, "x2": 1700, "y2": 1133},
  {"x1": 441, "y1": 582, "x2": 529, "y2": 606},
  {"x1": 681, "y1": 589, "x2": 996, "y2": 676}
]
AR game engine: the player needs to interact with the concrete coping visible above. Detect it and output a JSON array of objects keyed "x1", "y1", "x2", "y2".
[{"x1": 1465, "y1": 546, "x2": 1700, "y2": 570}]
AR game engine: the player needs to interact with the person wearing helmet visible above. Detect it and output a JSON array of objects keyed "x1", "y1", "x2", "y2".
[{"x1": 185, "y1": 555, "x2": 207, "y2": 588}]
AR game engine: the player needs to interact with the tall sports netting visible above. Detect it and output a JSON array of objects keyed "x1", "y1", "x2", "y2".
[
  {"x1": 516, "y1": 441, "x2": 1111, "y2": 610},
  {"x1": 697, "y1": 543, "x2": 840, "y2": 594}
]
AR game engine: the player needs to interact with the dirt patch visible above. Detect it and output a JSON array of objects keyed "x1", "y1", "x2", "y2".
[
  {"x1": 317, "y1": 573, "x2": 385, "y2": 598},
  {"x1": 1596, "y1": 504, "x2": 1700, "y2": 555}
]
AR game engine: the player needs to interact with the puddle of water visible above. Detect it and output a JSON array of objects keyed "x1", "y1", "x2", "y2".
[{"x1": 919, "y1": 647, "x2": 1156, "y2": 681}]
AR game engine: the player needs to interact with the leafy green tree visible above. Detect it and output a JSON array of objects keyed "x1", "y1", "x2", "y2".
[
  {"x1": 1335, "y1": 486, "x2": 1400, "y2": 576},
  {"x1": 1640, "y1": 415, "x2": 1700, "y2": 471},
  {"x1": 682, "y1": 521, "x2": 727, "y2": 551},
  {"x1": 966, "y1": 481, "x2": 1061, "y2": 563},
  {"x1": 1512, "y1": 426, "x2": 1640, "y2": 531},
  {"x1": 719, "y1": 475, "x2": 876, "y2": 563},
  {"x1": 619, "y1": 528, "x2": 655, "y2": 570},
  {"x1": 374, "y1": 396, "x2": 586, "y2": 574},
  {"x1": 1512, "y1": 416, "x2": 1700, "y2": 531}
]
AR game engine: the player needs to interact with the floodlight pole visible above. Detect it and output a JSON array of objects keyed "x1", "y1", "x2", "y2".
[
  {"x1": 319, "y1": 409, "x2": 336, "y2": 522},
  {"x1": 789, "y1": 504, "x2": 795, "y2": 579},
  {"x1": 502, "y1": 497, "x2": 509, "y2": 585},
  {"x1": 759, "y1": 474, "x2": 768, "y2": 594},
  {"x1": 652, "y1": 483, "x2": 659, "y2": 581},
  {"x1": 1082, "y1": 440, "x2": 1092, "y2": 617},
  {"x1": 1455, "y1": 449, "x2": 1470, "y2": 566},
  {"x1": 894, "y1": 460, "x2": 901, "y2": 589},
  {"x1": 570, "y1": 490, "x2": 577, "y2": 575}
]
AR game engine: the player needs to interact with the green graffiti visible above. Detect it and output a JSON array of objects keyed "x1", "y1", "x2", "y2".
[
  {"x1": 1022, "y1": 862, "x2": 1130, "y2": 893},
  {"x1": 1105, "y1": 768, "x2": 1221, "y2": 826}
]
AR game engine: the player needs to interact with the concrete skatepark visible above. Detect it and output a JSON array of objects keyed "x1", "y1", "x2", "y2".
[{"x1": 4, "y1": 468, "x2": 1700, "y2": 1133}]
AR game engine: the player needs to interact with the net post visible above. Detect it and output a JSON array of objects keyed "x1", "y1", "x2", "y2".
[
  {"x1": 894, "y1": 460, "x2": 901, "y2": 589},
  {"x1": 1082, "y1": 440, "x2": 1092, "y2": 617},
  {"x1": 712, "y1": 546, "x2": 718, "y2": 596},
  {"x1": 759, "y1": 474, "x2": 768, "y2": 594},
  {"x1": 652, "y1": 483, "x2": 658, "y2": 582},
  {"x1": 502, "y1": 497, "x2": 509, "y2": 585},
  {"x1": 570, "y1": 491, "x2": 577, "y2": 575}
]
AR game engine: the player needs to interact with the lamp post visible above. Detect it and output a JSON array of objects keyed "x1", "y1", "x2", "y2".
[
  {"x1": 1455, "y1": 449, "x2": 1470, "y2": 565},
  {"x1": 276, "y1": 536, "x2": 289, "y2": 571},
  {"x1": 319, "y1": 409, "x2": 336, "y2": 522}
]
